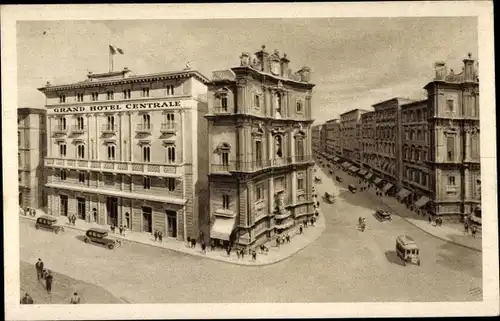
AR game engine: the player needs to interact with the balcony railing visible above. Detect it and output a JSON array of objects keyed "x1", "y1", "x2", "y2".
[
  {"x1": 160, "y1": 123, "x2": 177, "y2": 134},
  {"x1": 100, "y1": 125, "x2": 118, "y2": 134},
  {"x1": 212, "y1": 107, "x2": 232, "y2": 114},
  {"x1": 44, "y1": 158, "x2": 179, "y2": 177},
  {"x1": 71, "y1": 125, "x2": 87, "y2": 134},
  {"x1": 136, "y1": 124, "x2": 153, "y2": 134},
  {"x1": 53, "y1": 125, "x2": 68, "y2": 135},
  {"x1": 293, "y1": 155, "x2": 314, "y2": 163},
  {"x1": 211, "y1": 163, "x2": 235, "y2": 173},
  {"x1": 210, "y1": 155, "x2": 313, "y2": 174}
]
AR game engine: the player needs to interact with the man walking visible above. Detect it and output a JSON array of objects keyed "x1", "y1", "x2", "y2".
[
  {"x1": 119, "y1": 225, "x2": 124, "y2": 236},
  {"x1": 201, "y1": 240, "x2": 206, "y2": 254},
  {"x1": 70, "y1": 292, "x2": 81, "y2": 304},
  {"x1": 471, "y1": 226, "x2": 477, "y2": 238},
  {"x1": 210, "y1": 239, "x2": 215, "y2": 251},
  {"x1": 45, "y1": 270, "x2": 53, "y2": 295},
  {"x1": 71, "y1": 215, "x2": 77, "y2": 226},
  {"x1": 158, "y1": 231, "x2": 163, "y2": 242},
  {"x1": 35, "y1": 258, "x2": 44, "y2": 281},
  {"x1": 154, "y1": 230, "x2": 158, "y2": 241}
]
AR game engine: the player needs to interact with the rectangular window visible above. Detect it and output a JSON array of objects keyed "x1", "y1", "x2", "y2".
[
  {"x1": 59, "y1": 143, "x2": 67, "y2": 157},
  {"x1": 78, "y1": 172, "x2": 85, "y2": 183},
  {"x1": 254, "y1": 95, "x2": 260, "y2": 108},
  {"x1": 107, "y1": 145, "x2": 116, "y2": 160},
  {"x1": 255, "y1": 140, "x2": 262, "y2": 165},
  {"x1": 59, "y1": 94, "x2": 66, "y2": 103},
  {"x1": 221, "y1": 151, "x2": 229, "y2": 166},
  {"x1": 91, "y1": 92, "x2": 99, "y2": 101},
  {"x1": 142, "y1": 87, "x2": 150, "y2": 97},
  {"x1": 123, "y1": 89, "x2": 131, "y2": 99},
  {"x1": 143, "y1": 114, "x2": 151, "y2": 129},
  {"x1": 77, "y1": 144, "x2": 85, "y2": 159},
  {"x1": 61, "y1": 169, "x2": 67, "y2": 181},
  {"x1": 446, "y1": 99, "x2": 454, "y2": 112},
  {"x1": 448, "y1": 175, "x2": 456, "y2": 185},
  {"x1": 296, "y1": 101, "x2": 303, "y2": 113},
  {"x1": 222, "y1": 194, "x2": 230, "y2": 209},
  {"x1": 297, "y1": 177, "x2": 304, "y2": 190},
  {"x1": 107, "y1": 116, "x2": 115, "y2": 130},
  {"x1": 447, "y1": 136, "x2": 455, "y2": 161},
  {"x1": 143, "y1": 177, "x2": 151, "y2": 189},
  {"x1": 256, "y1": 184, "x2": 263, "y2": 201},
  {"x1": 221, "y1": 97, "x2": 228, "y2": 111},
  {"x1": 143, "y1": 146, "x2": 151, "y2": 162},
  {"x1": 107, "y1": 91, "x2": 114, "y2": 100},
  {"x1": 166, "y1": 145, "x2": 176, "y2": 163},
  {"x1": 166, "y1": 178, "x2": 175, "y2": 191},
  {"x1": 76, "y1": 93, "x2": 84, "y2": 102},
  {"x1": 76, "y1": 116, "x2": 85, "y2": 130}
]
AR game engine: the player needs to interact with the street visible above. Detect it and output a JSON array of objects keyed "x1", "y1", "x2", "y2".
[{"x1": 19, "y1": 163, "x2": 482, "y2": 303}]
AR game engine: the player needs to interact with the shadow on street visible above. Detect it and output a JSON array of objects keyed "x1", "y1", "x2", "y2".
[{"x1": 384, "y1": 250, "x2": 405, "y2": 266}]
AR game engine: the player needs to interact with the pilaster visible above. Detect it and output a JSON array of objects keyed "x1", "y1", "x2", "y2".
[
  {"x1": 291, "y1": 170, "x2": 297, "y2": 204},
  {"x1": 269, "y1": 177, "x2": 274, "y2": 213}
]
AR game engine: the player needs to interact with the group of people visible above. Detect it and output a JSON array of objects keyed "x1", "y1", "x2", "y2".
[
  {"x1": 153, "y1": 230, "x2": 163, "y2": 241},
  {"x1": 276, "y1": 233, "x2": 291, "y2": 247},
  {"x1": 110, "y1": 223, "x2": 127, "y2": 236},
  {"x1": 186, "y1": 234, "x2": 208, "y2": 254},
  {"x1": 464, "y1": 221, "x2": 479, "y2": 238},
  {"x1": 67, "y1": 214, "x2": 77, "y2": 226},
  {"x1": 35, "y1": 258, "x2": 53, "y2": 295},
  {"x1": 233, "y1": 247, "x2": 258, "y2": 261},
  {"x1": 428, "y1": 216, "x2": 444, "y2": 226},
  {"x1": 23, "y1": 206, "x2": 37, "y2": 217}
]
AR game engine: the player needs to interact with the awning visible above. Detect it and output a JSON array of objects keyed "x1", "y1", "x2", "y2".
[
  {"x1": 373, "y1": 177, "x2": 383, "y2": 185},
  {"x1": 349, "y1": 166, "x2": 359, "y2": 172},
  {"x1": 333, "y1": 157, "x2": 340, "y2": 162},
  {"x1": 358, "y1": 169, "x2": 367, "y2": 176},
  {"x1": 397, "y1": 188, "x2": 412, "y2": 199},
  {"x1": 382, "y1": 183, "x2": 394, "y2": 193},
  {"x1": 414, "y1": 196, "x2": 430, "y2": 208},
  {"x1": 210, "y1": 217, "x2": 236, "y2": 241},
  {"x1": 365, "y1": 173, "x2": 373, "y2": 180},
  {"x1": 342, "y1": 162, "x2": 351, "y2": 168}
]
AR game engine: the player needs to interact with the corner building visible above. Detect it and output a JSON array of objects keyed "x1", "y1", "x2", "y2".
[
  {"x1": 206, "y1": 46, "x2": 315, "y2": 248},
  {"x1": 38, "y1": 68, "x2": 209, "y2": 241}
]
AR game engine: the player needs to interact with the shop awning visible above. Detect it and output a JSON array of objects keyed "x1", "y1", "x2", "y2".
[
  {"x1": 333, "y1": 157, "x2": 340, "y2": 162},
  {"x1": 373, "y1": 177, "x2": 383, "y2": 185},
  {"x1": 358, "y1": 169, "x2": 367, "y2": 176},
  {"x1": 382, "y1": 183, "x2": 394, "y2": 193},
  {"x1": 414, "y1": 196, "x2": 430, "y2": 208},
  {"x1": 342, "y1": 162, "x2": 351, "y2": 168},
  {"x1": 365, "y1": 173, "x2": 373, "y2": 180},
  {"x1": 397, "y1": 188, "x2": 412, "y2": 199},
  {"x1": 210, "y1": 216, "x2": 236, "y2": 241},
  {"x1": 349, "y1": 166, "x2": 359, "y2": 172}
]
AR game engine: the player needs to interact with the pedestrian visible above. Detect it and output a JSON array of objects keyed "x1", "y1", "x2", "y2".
[
  {"x1": 286, "y1": 234, "x2": 290, "y2": 243},
  {"x1": 226, "y1": 246, "x2": 231, "y2": 257},
  {"x1": 471, "y1": 226, "x2": 477, "y2": 238},
  {"x1": 192, "y1": 238, "x2": 197, "y2": 248},
  {"x1": 199, "y1": 231, "x2": 204, "y2": 242},
  {"x1": 31, "y1": 208, "x2": 36, "y2": 217},
  {"x1": 35, "y1": 258, "x2": 44, "y2": 281},
  {"x1": 310, "y1": 217, "x2": 314, "y2": 226},
  {"x1": 119, "y1": 225, "x2": 124, "y2": 236},
  {"x1": 45, "y1": 270, "x2": 53, "y2": 295},
  {"x1": 72, "y1": 215, "x2": 77, "y2": 225},
  {"x1": 428, "y1": 216, "x2": 432, "y2": 224},
  {"x1": 70, "y1": 292, "x2": 81, "y2": 304},
  {"x1": 187, "y1": 236, "x2": 191, "y2": 247},
  {"x1": 251, "y1": 250, "x2": 257, "y2": 262},
  {"x1": 154, "y1": 230, "x2": 158, "y2": 241},
  {"x1": 41, "y1": 268, "x2": 48, "y2": 280},
  {"x1": 210, "y1": 239, "x2": 215, "y2": 251},
  {"x1": 305, "y1": 220, "x2": 308, "y2": 228},
  {"x1": 299, "y1": 224, "x2": 303, "y2": 234},
  {"x1": 201, "y1": 240, "x2": 206, "y2": 254},
  {"x1": 464, "y1": 222, "x2": 469, "y2": 235},
  {"x1": 158, "y1": 231, "x2": 163, "y2": 242},
  {"x1": 20, "y1": 293, "x2": 34, "y2": 304},
  {"x1": 276, "y1": 236, "x2": 281, "y2": 247},
  {"x1": 236, "y1": 249, "x2": 241, "y2": 259}
]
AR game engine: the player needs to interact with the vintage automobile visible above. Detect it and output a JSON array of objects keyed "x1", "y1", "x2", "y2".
[
  {"x1": 375, "y1": 209, "x2": 392, "y2": 221},
  {"x1": 348, "y1": 184, "x2": 357, "y2": 193},
  {"x1": 314, "y1": 176, "x2": 322, "y2": 183},
  {"x1": 35, "y1": 215, "x2": 65, "y2": 234},
  {"x1": 84, "y1": 228, "x2": 121, "y2": 250},
  {"x1": 396, "y1": 234, "x2": 421, "y2": 266},
  {"x1": 336, "y1": 176, "x2": 343, "y2": 182},
  {"x1": 324, "y1": 192, "x2": 335, "y2": 204}
]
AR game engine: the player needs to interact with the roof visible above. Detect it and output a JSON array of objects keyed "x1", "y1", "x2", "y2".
[
  {"x1": 401, "y1": 99, "x2": 428, "y2": 109},
  {"x1": 17, "y1": 107, "x2": 46, "y2": 115},
  {"x1": 211, "y1": 69, "x2": 236, "y2": 82},
  {"x1": 38, "y1": 69, "x2": 210, "y2": 92},
  {"x1": 38, "y1": 215, "x2": 57, "y2": 221},
  {"x1": 372, "y1": 97, "x2": 417, "y2": 108},
  {"x1": 397, "y1": 234, "x2": 417, "y2": 247}
]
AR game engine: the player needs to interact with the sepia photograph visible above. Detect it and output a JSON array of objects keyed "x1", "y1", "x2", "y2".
[{"x1": 2, "y1": 2, "x2": 498, "y2": 320}]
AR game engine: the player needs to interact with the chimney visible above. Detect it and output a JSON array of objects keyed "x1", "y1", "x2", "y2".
[
  {"x1": 463, "y1": 52, "x2": 475, "y2": 82},
  {"x1": 255, "y1": 45, "x2": 270, "y2": 73},
  {"x1": 434, "y1": 61, "x2": 447, "y2": 81},
  {"x1": 280, "y1": 53, "x2": 290, "y2": 78}
]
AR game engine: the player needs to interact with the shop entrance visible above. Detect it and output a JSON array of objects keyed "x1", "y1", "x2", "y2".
[
  {"x1": 60, "y1": 195, "x2": 68, "y2": 216},
  {"x1": 166, "y1": 210, "x2": 177, "y2": 238},
  {"x1": 142, "y1": 207, "x2": 152, "y2": 233},
  {"x1": 106, "y1": 197, "x2": 118, "y2": 226},
  {"x1": 77, "y1": 197, "x2": 86, "y2": 220}
]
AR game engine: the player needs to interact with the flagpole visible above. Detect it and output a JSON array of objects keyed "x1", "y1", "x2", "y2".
[{"x1": 109, "y1": 45, "x2": 113, "y2": 72}]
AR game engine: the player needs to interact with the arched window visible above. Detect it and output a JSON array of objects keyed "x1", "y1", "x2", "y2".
[
  {"x1": 222, "y1": 194, "x2": 230, "y2": 209},
  {"x1": 107, "y1": 145, "x2": 116, "y2": 160},
  {"x1": 166, "y1": 145, "x2": 176, "y2": 163},
  {"x1": 275, "y1": 135, "x2": 283, "y2": 158},
  {"x1": 143, "y1": 145, "x2": 151, "y2": 162},
  {"x1": 218, "y1": 143, "x2": 231, "y2": 166},
  {"x1": 59, "y1": 143, "x2": 67, "y2": 157},
  {"x1": 107, "y1": 116, "x2": 115, "y2": 131}
]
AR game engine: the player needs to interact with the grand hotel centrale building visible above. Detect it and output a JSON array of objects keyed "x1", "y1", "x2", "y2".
[
  {"x1": 38, "y1": 67, "x2": 210, "y2": 241},
  {"x1": 206, "y1": 46, "x2": 315, "y2": 248}
]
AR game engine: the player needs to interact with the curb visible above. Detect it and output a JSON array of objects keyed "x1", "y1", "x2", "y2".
[{"x1": 20, "y1": 212, "x2": 327, "y2": 267}]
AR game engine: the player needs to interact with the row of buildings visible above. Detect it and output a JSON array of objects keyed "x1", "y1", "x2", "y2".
[
  {"x1": 18, "y1": 45, "x2": 316, "y2": 249},
  {"x1": 312, "y1": 53, "x2": 481, "y2": 223}
]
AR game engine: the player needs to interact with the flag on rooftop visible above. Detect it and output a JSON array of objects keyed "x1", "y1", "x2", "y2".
[{"x1": 109, "y1": 45, "x2": 124, "y2": 55}]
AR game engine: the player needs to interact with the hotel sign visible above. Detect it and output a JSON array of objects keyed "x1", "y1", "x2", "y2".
[{"x1": 48, "y1": 101, "x2": 182, "y2": 114}]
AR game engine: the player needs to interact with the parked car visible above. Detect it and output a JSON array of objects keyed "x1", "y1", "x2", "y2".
[
  {"x1": 348, "y1": 184, "x2": 357, "y2": 193},
  {"x1": 375, "y1": 209, "x2": 392, "y2": 221},
  {"x1": 336, "y1": 176, "x2": 343, "y2": 182},
  {"x1": 35, "y1": 215, "x2": 65, "y2": 234},
  {"x1": 84, "y1": 228, "x2": 121, "y2": 250},
  {"x1": 324, "y1": 192, "x2": 335, "y2": 204}
]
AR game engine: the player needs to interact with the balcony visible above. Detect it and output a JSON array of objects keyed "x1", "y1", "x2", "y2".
[
  {"x1": 212, "y1": 107, "x2": 232, "y2": 115},
  {"x1": 44, "y1": 158, "x2": 179, "y2": 178},
  {"x1": 160, "y1": 123, "x2": 177, "y2": 134},
  {"x1": 100, "y1": 125, "x2": 118, "y2": 135},
  {"x1": 211, "y1": 163, "x2": 235, "y2": 173},
  {"x1": 71, "y1": 125, "x2": 87, "y2": 135},
  {"x1": 52, "y1": 125, "x2": 68, "y2": 135},
  {"x1": 136, "y1": 124, "x2": 153, "y2": 134},
  {"x1": 293, "y1": 154, "x2": 314, "y2": 164}
]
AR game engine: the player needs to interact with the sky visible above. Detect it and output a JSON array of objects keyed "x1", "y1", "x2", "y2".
[{"x1": 17, "y1": 17, "x2": 477, "y2": 124}]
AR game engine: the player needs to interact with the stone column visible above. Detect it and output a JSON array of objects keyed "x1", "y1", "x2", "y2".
[
  {"x1": 238, "y1": 126, "x2": 245, "y2": 165},
  {"x1": 47, "y1": 116, "x2": 53, "y2": 157},
  {"x1": 86, "y1": 114, "x2": 91, "y2": 160},
  {"x1": 464, "y1": 129, "x2": 471, "y2": 162},
  {"x1": 237, "y1": 79, "x2": 247, "y2": 114},
  {"x1": 290, "y1": 130, "x2": 295, "y2": 160},
  {"x1": 119, "y1": 113, "x2": 123, "y2": 161},
  {"x1": 463, "y1": 166, "x2": 470, "y2": 202},
  {"x1": 268, "y1": 131, "x2": 273, "y2": 162},
  {"x1": 269, "y1": 177, "x2": 274, "y2": 213},
  {"x1": 95, "y1": 114, "x2": 100, "y2": 160},
  {"x1": 128, "y1": 112, "x2": 133, "y2": 162}
]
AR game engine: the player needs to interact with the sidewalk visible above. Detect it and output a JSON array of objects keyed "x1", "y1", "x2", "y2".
[
  {"x1": 325, "y1": 162, "x2": 482, "y2": 252},
  {"x1": 20, "y1": 207, "x2": 326, "y2": 267}
]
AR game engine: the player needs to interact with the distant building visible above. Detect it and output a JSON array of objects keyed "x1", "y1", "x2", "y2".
[
  {"x1": 38, "y1": 67, "x2": 209, "y2": 241},
  {"x1": 360, "y1": 111, "x2": 375, "y2": 176},
  {"x1": 424, "y1": 54, "x2": 480, "y2": 221},
  {"x1": 339, "y1": 109, "x2": 371, "y2": 167},
  {"x1": 312, "y1": 124, "x2": 322, "y2": 154},
  {"x1": 206, "y1": 46, "x2": 315, "y2": 248},
  {"x1": 18, "y1": 108, "x2": 47, "y2": 210},
  {"x1": 324, "y1": 118, "x2": 340, "y2": 159}
]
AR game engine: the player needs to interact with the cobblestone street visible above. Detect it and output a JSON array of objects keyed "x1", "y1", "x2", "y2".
[{"x1": 19, "y1": 164, "x2": 482, "y2": 303}]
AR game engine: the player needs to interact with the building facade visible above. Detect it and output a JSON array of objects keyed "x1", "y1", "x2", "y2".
[
  {"x1": 339, "y1": 109, "x2": 371, "y2": 165},
  {"x1": 312, "y1": 124, "x2": 322, "y2": 154},
  {"x1": 38, "y1": 67, "x2": 209, "y2": 241},
  {"x1": 206, "y1": 46, "x2": 315, "y2": 248},
  {"x1": 424, "y1": 54, "x2": 480, "y2": 220},
  {"x1": 319, "y1": 123, "x2": 327, "y2": 156},
  {"x1": 18, "y1": 108, "x2": 47, "y2": 209},
  {"x1": 371, "y1": 97, "x2": 414, "y2": 191},
  {"x1": 399, "y1": 100, "x2": 432, "y2": 205},
  {"x1": 360, "y1": 111, "x2": 376, "y2": 171},
  {"x1": 324, "y1": 118, "x2": 340, "y2": 158}
]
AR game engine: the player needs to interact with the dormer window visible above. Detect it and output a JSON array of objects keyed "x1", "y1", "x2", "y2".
[
  {"x1": 59, "y1": 94, "x2": 66, "y2": 103},
  {"x1": 107, "y1": 91, "x2": 114, "y2": 100},
  {"x1": 91, "y1": 92, "x2": 99, "y2": 101},
  {"x1": 142, "y1": 87, "x2": 150, "y2": 97}
]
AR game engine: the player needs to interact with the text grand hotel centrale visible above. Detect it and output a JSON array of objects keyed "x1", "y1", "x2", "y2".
[{"x1": 49, "y1": 100, "x2": 182, "y2": 114}]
